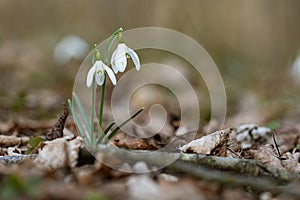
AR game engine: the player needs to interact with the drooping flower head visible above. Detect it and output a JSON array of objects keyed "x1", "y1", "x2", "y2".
[
  {"x1": 111, "y1": 31, "x2": 140, "y2": 74},
  {"x1": 86, "y1": 60, "x2": 116, "y2": 87}
]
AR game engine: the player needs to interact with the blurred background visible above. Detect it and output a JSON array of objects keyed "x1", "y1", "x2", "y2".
[{"x1": 1, "y1": 0, "x2": 300, "y2": 126}]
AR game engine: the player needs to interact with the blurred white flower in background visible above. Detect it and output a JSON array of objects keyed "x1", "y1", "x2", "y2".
[
  {"x1": 53, "y1": 35, "x2": 89, "y2": 66},
  {"x1": 291, "y1": 53, "x2": 300, "y2": 84}
]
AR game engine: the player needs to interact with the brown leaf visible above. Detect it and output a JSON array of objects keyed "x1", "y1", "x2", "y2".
[
  {"x1": 281, "y1": 151, "x2": 300, "y2": 174},
  {"x1": 251, "y1": 144, "x2": 285, "y2": 171},
  {"x1": 46, "y1": 103, "x2": 69, "y2": 141},
  {"x1": 112, "y1": 132, "x2": 160, "y2": 150},
  {"x1": 0, "y1": 135, "x2": 29, "y2": 147}
]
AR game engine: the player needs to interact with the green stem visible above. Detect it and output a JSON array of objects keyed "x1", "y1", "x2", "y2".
[
  {"x1": 73, "y1": 92, "x2": 91, "y2": 134},
  {"x1": 98, "y1": 76, "x2": 106, "y2": 127},
  {"x1": 97, "y1": 28, "x2": 123, "y2": 140},
  {"x1": 97, "y1": 75, "x2": 105, "y2": 140},
  {"x1": 104, "y1": 27, "x2": 123, "y2": 64},
  {"x1": 67, "y1": 99, "x2": 90, "y2": 145},
  {"x1": 90, "y1": 44, "x2": 97, "y2": 145},
  {"x1": 118, "y1": 31, "x2": 123, "y2": 43}
]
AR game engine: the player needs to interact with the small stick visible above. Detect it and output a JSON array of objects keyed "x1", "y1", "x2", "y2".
[{"x1": 272, "y1": 131, "x2": 281, "y2": 158}]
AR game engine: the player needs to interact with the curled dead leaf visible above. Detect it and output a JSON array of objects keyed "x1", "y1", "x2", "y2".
[
  {"x1": 34, "y1": 133, "x2": 83, "y2": 169},
  {"x1": 0, "y1": 135, "x2": 29, "y2": 147},
  {"x1": 281, "y1": 151, "x2": 300, "y2": 174},
  {"x1": 251, "y1": 144, "x2": 285, "y2": 171},
  {"x1": 179, "y1": 129, "x2": 231, "y2": 154},
  {"x1": 231, "y1": 124, "x2": 273, "y2": 150}
]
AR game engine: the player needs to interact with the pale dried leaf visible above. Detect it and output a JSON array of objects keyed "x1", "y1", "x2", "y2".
[
  {"x1": 128, "y1": 175, "x2": 202, "y2": 200},
  {"x1": 231, "y1": 124, "x2": 273, "y2": 150},
  {"x1": 281, "y1": 152, "x2": 300, "y2": 174},
  {"x1": 158, "y1": 173, "x2": 178, "y2": 183},
  {"x1": 0, "y1": 119, "x2": 15, "y2": 134},
  {"x1": 7, "y1": 147, "x2": 22, "y2": 156},
  {"x1": 252, "y1": 144, "x2": 285, "y2": 170},
  {"x1": 34, "y1": 133, "x2": 83, "y2": 169},
  {"x1": 127, "y1": 175, "x2": 160, "y2": 200},
  {"x1": 132, "y1": 161, "x2": 149, "y2": 173},
  {"x1": 275, "y1": 122, "x2": 300, "y2": 154},
  {"x1": 179, "y1": 129, "x2": 231, "y2": 154},
  {"x1": 0, "y1": 135, "x2": 29, "y2": 147}
]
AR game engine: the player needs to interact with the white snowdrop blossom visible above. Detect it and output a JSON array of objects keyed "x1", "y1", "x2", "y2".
[
  {"x1": 86, "y1": 60, "x2": 116, "y2": 87},
  {"x1": 111, "y1": 43, "x2": 140, "y2": 74}
]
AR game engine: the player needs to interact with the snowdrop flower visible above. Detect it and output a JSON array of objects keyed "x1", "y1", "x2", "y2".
[
  {"x1": 86, "y1": 60, "x2": 116, "y2": 87},
  {"x1": 111, "y1": 43, "x2": 140, "y2": 74}
]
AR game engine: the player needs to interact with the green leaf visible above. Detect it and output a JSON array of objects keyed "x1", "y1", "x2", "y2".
[
  {"x1": 68, "y1": 99, "x2": 90, "y2": 146},
  {"x1": 105, "y1": 107, "x2": 144, "y2": 143},
  {"x1": 265, "y1": 121, "x2": 280, "y2": 130},
  {"x1": 73, "y1": 93, "x2": 91, "y2": 134},
  {"x1": 104, "y1": 121, "x2": 116, "y2": 135},
  {"x1": 28, "y1": 136, "x2": 44, "y2": 148}
]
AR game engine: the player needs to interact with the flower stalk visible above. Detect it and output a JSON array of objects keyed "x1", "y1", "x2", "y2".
[{"x1": 69, "y1": 27, "x2": 143, "y2": 147}]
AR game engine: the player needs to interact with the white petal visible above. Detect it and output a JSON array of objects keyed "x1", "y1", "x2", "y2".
[
  {"x1": 86, "y1": 64, "x2": 97, "y2": 87},
  {"x1": 127, "y1": 46, "x2": 140, "y2": 71},
  {"x1": 103, "y1": 65, "x2": 117, "y2": 85},
  {"x1": 111, "y1": 48, "x2": 119, "y2": 74},
  {"x1": 94, "y1": 61, "x2": 105, "y2": 86},
  {"x1": 95, "y1": 71, "x2": 105, "y2": 86},
  {"x1": 114, "y1": 43, "x2": 128, "y2": 72},
  {"x1": 115, "y1": 54, "x2": 127, "y2": 72}
]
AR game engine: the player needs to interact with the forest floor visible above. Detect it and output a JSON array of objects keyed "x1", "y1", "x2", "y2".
[{"x1": 1, "y1": 39, "x2": 300, "y2": 200}]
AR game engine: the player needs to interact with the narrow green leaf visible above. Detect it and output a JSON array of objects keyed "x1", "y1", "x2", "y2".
[
  {"x1": 96, "y1": 121, "x2": 116, "y2": 144},
  {"x1": 104, "y1": 121, "x2": 116, "y2": 135},
  {"x1": 73, "y1": 93, "x2": 91, "y2": 134},
  {"x1": 68, "y1": 99, "x2": 90, "y2": 145},
  {"x1": 107, "y1": 107, "x2": 144, "y2": 142}
]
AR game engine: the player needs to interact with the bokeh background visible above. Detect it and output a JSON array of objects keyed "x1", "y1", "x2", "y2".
[{"x1": 1, "y1": 0, "x2": 300, "y2": 126}]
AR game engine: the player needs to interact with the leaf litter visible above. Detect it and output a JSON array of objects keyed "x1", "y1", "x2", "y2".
[{"x1": 1, "y1": 105, "x2": 300, "y2": 199}]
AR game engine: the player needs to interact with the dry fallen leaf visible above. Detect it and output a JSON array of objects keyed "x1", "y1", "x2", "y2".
[
  {"x1": 179, "y1": 129, "x2": 231, "y2": 154},
  {"x1": 127, "y1": 175, "x2": 203, "y2": 200},
  {"x1": 231, "y1": 124, "x2": 273, "y2": 150},
  {"x1": 0, "y1": 135, "x2": 29, "y2": 147},
  {"x1": 34, "y1": 132, "x2": 83, "y2": 169},
  {"x1": 281, "y1": 151, "x2": 300, "y2": 174},
  {"x1": 127, "y1": 175, "x2": 161, "y2": 200},
  {"x1": 7, "y1": 147, "x2": 23, "y2": 156},
  {"x1": 251, "y1": 144, "x2": 285, "y2": 171},
  {"x1": 275, "y1": 122, "x2": 300, "y2": 154},
  {"x1": 46, "y1": 103, "x2": 69, "y2": 141},
  {"x1": 112, "y1": 132, "x2": 160, "y2": 150}
]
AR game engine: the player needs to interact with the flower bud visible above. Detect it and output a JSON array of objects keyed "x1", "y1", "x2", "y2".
[{"x1": 96, "y1": 50, "x2": 101, "y2": 60}]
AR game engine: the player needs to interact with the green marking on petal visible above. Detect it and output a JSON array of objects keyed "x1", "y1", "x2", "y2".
[{"x1": 97, "y1": 70, "x2": 103, "y2": 75}]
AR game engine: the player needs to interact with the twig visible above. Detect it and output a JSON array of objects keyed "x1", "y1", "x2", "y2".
[
  {"x1": 170, "y1": 161, "x2": 300, "y2": 198},
  {"x1": 272, "y1": 131, "x2": 281, "y2": 158},
  {"x1": 92, "y1": 145, "x2": 296, "y2": 181}
]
